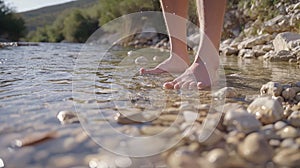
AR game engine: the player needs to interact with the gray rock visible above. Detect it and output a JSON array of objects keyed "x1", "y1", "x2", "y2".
[
  {"x1": 238, "y1": 133, "x2": 273, "y2": 164},
  {"x1": 212, "y1": 87, "x2": 238, "y2": 98},
  {"x1": 277, "y1": 126, "x2": 299, "y2": 139},
  {"x1": 57, "y1": 111, "x2": 80, "y2": 124},
  {"x1": 288, "y1": 111, "x2": 300, "y2": 127},
  {"x1": 237, "y1": 34, "x2": 272, "y2": 49},
  {"x1": 282, "y1": 87, "x2": 298, "y2": 100},
  {"x1": 260, "y1": 82, "x2": 283, "y2": 97},
  {"x1": 273, "y1": 148, "x2": 300, "y2": 167},
  {"x1": 273, "y1": 32, "x2": 300, "y2": 52},
  {"x1": 224, "y1": 105, "x2": 261, "y2": 133},
  {"x1": 247, "y1": 97, "x2": 284, "y2": 124},
  {"x1": 206, "y1": 148, "x2": 229, "y2": 168}
]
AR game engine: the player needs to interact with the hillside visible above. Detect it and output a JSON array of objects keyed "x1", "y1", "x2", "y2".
[{"x1": 20, "y1": 0, "x2": 98, "y2": 32}]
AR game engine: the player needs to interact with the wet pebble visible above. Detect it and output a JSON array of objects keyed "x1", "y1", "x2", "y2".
[
  {"x1": 277, "y1": 126, "x2": 299, "y2": 139},
  {"x1": 183, "y1": 111, "x2": 199, "y2": 123},
  {"x1": 281, "y1": 138, "x2": 298, "y2": 148},
  {"x1": 238, "y1": 133, "x2": 273, "y2": 164},
  {"x1": 57, "y1": 111, "x2": 80, "y2": 124},
  {"x1": 274, "y1": 121, "x2": 287, "y2": 130},
  {"x1": 223, "y1": 104, "x2": 261, "y2": 133},
  {"x1": 135, "y1": 56, "x2": 148, "y2": 65},
  {"x1": 0, "y1": 158, "x2": 4, "y2": 168},
  {"x1": 288, "y1": 111, "x2": 300, "y2": 127},
  {"x1": 260, "y1": 82, "x2": 283, "y2": 97},
  {"x1": 247, "y1": 97, "x2": 284, "y2": 124},
  {"x1": 282, "y1": 87, "x2": 298, "y2": 100},
  {"x1": 206, "y1": 148, "x2": 228, "y2": 167},
  {"x1": 14, "y1": 131, "x2": 57, "y2": 147},
  {"x1": 273, "y1": 148, "x2": 300, "y2": 167},
  {"x1": 167, "y1": 147, "x2": 200, "y2": 168},
  {"x1": 212, "y1": 87, "x2": 238, "y2": 98}
]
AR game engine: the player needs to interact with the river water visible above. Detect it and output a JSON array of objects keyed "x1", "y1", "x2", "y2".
[{"x1": 0, "y1": 43, "x2": 299, "y2": 167}]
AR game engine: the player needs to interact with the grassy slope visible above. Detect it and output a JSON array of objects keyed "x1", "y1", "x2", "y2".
[{"x1": 19, "y1": 0, "x2": 98, "y2": 32}]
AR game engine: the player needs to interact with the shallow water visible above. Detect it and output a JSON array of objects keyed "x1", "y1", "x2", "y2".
[{"x1": 0, "y1": 43, "x2": 299, "y2": 167}]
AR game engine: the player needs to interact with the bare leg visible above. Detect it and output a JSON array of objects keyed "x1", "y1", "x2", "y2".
[
  {"x1": 164, "y1": 0, "x2": 226, "y2": 89},
  {"x1": 140, "y1": 0, "x2": 189, "y2": 74}
]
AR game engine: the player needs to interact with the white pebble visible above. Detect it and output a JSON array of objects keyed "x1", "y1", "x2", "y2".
[{"x1": 135, "y1": 56, "x2": 148, "y2": 65}]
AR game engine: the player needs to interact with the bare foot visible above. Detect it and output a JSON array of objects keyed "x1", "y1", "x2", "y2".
[
  {"x1": 140, "y1": 54, "x2": 189, "y2": 75},
  {"x1": 163, "y1": 59, "x2": 218, "y2": 90}
]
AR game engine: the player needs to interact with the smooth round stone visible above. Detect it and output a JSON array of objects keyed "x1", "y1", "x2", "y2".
[
  {"x1": 0, "y1": 158, "x2": 4, "y2": 168},
  {"x1": 183, "y1": 111, "x2": 199, "y2": 123},
  {"x1": 167, "y1": 147, "x2": 200, "y2": 168},
  {"x1": 134, "y1": 56, "x2": 148, "y2": 65},
  {"x1": 269, "y1": 139, "x2": 281, "y2": 147},
  {"x1": 179, "y1": 102, "x2": 195, "y2": 111},
  {"x1": 224, "y1": 107, "x2": 261, "y2": 134},
  {"x1": 273, "y1": 148, "x2": 300, "y2": 167},
  {"x1": 206, "y1": 148, "x2": 228, "y2": 166},
  {"x1": 247, "y1": 97, "x2": 284, "y2": 124},
  {"x1": 282, "y1": 87, "x2": 297, "y2": 100},
  {"x1": 212, "y1": 87, "x2": 238, "y2": 98},
  {"x1": 260, "y1": 125, "x2": 280, "y2": 139},
  {"x1": 57, "y1": 111, "x2": 80, "y2": 124},
  {"x1": 114, "y1": 156, "x2": 132, "y2": 168},
  {"x1": 238, "y1": 133, "x2": 273, "y2": 164},
  {"x1": 260, "y1": 82, "x2": 283, "y2": 97},
  {"x1": 281, "y1": 138, "x2": 298, "y2": 148},
  {"x1": 278, "y1": 126, "x2": 299, "y2": 139},
  {"x1": 274, "y1": 121, "x2": 287, "y2": 130},
  {"x1": 288, "y1": 111, "x2": 300, "y2": 127}
]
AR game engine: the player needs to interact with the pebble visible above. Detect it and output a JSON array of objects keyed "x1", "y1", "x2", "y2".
[
  {"x1": 282, "y1": 87, "x2": 297, "y2": 100},
  {"x1": 114, "y1": 112, "x2": 153, "y2": 124},
  {"x1": 281, "y1": 138, "x2": 298, "y2": 148},
  {"x1": 206, "y1": 148, "x2": 228, "y2": 167},
  {"x1": 269, "y1": 139, "x2": 281, "y2": 147},
  {"x1": 238, "y1": 133, "x2": 273, "y2": 164},
  {"x1": 277, "y1": 126, "x2": 299, "y2": 139},
  {"x1": 0, "y1": 158, "x2": 4, "y2": 168},
  {"x1": 114, "y1": 156, "x2": 132, "y2": 168},
  {"x1": 134, "y1": 56, "x2": 148, "y2": 65},
  {"x1": 288, "y1": 111, "x2": 300, "y2": 127},
  {"x1": 14, "y1": 131, "x2": 57, "y2": 147},
  {"x1": 260, "y1": 82, "x2": 283, "y2": 96},
  {"x1": 183, "y1": 111, "x2": 199, "y2": 123},
  {"x1": 57, "y1": 111, "x2": 80, "y2": 124},
  {"x1": 223, "y1": 105, "x2": 261, "y2": 133},
  {"x1": 274, "y1": 121, "x2": 287, "y2": 130},
  {"x1": 179, "y1": 102, "x2": 195, "y2": 111},
  {"x1": 273, "y1": 148, "x2": 300, "y2": 167},
  {"x1": 167, "y1": 147, "x2": 199, "y2": 168},
  {"x1": 247, "y1": 97, "x2": 284, "y2": 124},
  {"x1": 212, "y1": 87, "x2": 238, "y2": 98}
]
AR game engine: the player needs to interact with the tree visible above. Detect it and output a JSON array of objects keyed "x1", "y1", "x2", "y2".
[
  {"x1": 63, "y1": 10, "x2": 98, "y2": 43},
  {"x1": 0, "y1": 0, "x2": 26, "y2": 41}
]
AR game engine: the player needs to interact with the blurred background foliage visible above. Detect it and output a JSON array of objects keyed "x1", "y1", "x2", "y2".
[{"x1": 1, "y1": 0, "x2": 298, "y2": 42}]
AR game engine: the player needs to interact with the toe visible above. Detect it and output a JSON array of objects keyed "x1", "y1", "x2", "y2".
[
  {"x1": 181, "y1": 82, "x2": 190, "y2": 89},
  {"x1": 163, "y1": 81, "x2": 175, "y2": 89},
  {"x1": 197, "y1": 82, "x2": 209, "y2": 90},
  {"x1": 174, "y1": 82, "x2": 183, "y2": 90},
  {"x1": 189, "y1": 82, "x2": 197, "y2": 89},
  {"x1": 140, "y1": 67, "x2": 166, "y2": 75}
]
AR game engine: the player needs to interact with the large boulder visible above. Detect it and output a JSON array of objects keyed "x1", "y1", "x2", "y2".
[{"x1": 273, "y1": 32, "x2": 300, "y2": 52}]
